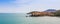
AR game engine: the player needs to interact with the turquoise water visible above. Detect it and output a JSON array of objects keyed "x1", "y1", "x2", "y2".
[{"x1": 0, "y1": 13, "x2": 60, "y2": 24}]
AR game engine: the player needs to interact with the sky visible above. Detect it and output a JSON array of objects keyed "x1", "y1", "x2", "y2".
[{"x1": 0, "y1": 0, "x2": 60, "y2": 13}]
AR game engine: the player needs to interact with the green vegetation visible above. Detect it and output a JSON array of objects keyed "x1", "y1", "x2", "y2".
[{"x1": 54, "y1": 10, "x2": 60, "y2": 16}]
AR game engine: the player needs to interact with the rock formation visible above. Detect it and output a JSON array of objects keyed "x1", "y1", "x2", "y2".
[
  {"x1": 27, "y1": 11, "x2": 54, "y2": 17},
  {"x1": 27, "y1": 9, "x2": 56, "y2": 17}
]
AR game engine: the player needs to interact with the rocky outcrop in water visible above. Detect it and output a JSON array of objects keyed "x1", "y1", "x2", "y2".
[
  {"x1": 27, "y1": 11, "x2": 55, "y2": 17},
  {"x1": 26, "y1": 9, "x2": 60, "y2": 17}
]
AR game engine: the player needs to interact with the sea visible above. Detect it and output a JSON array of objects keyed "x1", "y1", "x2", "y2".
[{"x1": 0, "y1": 13, "x2": 60, "y2": 24}]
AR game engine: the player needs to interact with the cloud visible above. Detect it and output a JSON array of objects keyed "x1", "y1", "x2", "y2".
[
  {"x1": 13, "y1": 0, "x2": 34, "y2": 6},
  {"x1": 15, "y1": 0, "x2": 33, "y2": 3}
]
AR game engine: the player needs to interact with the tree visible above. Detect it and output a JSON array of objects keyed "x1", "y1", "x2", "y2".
[{"x1": 55, "y1": 10, "x2": 60, "y2": 16}]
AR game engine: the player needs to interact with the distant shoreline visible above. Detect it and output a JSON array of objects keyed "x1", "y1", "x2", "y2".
[{"x1": 26, "y1": 16, "x2": 60, "y2": 17}]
